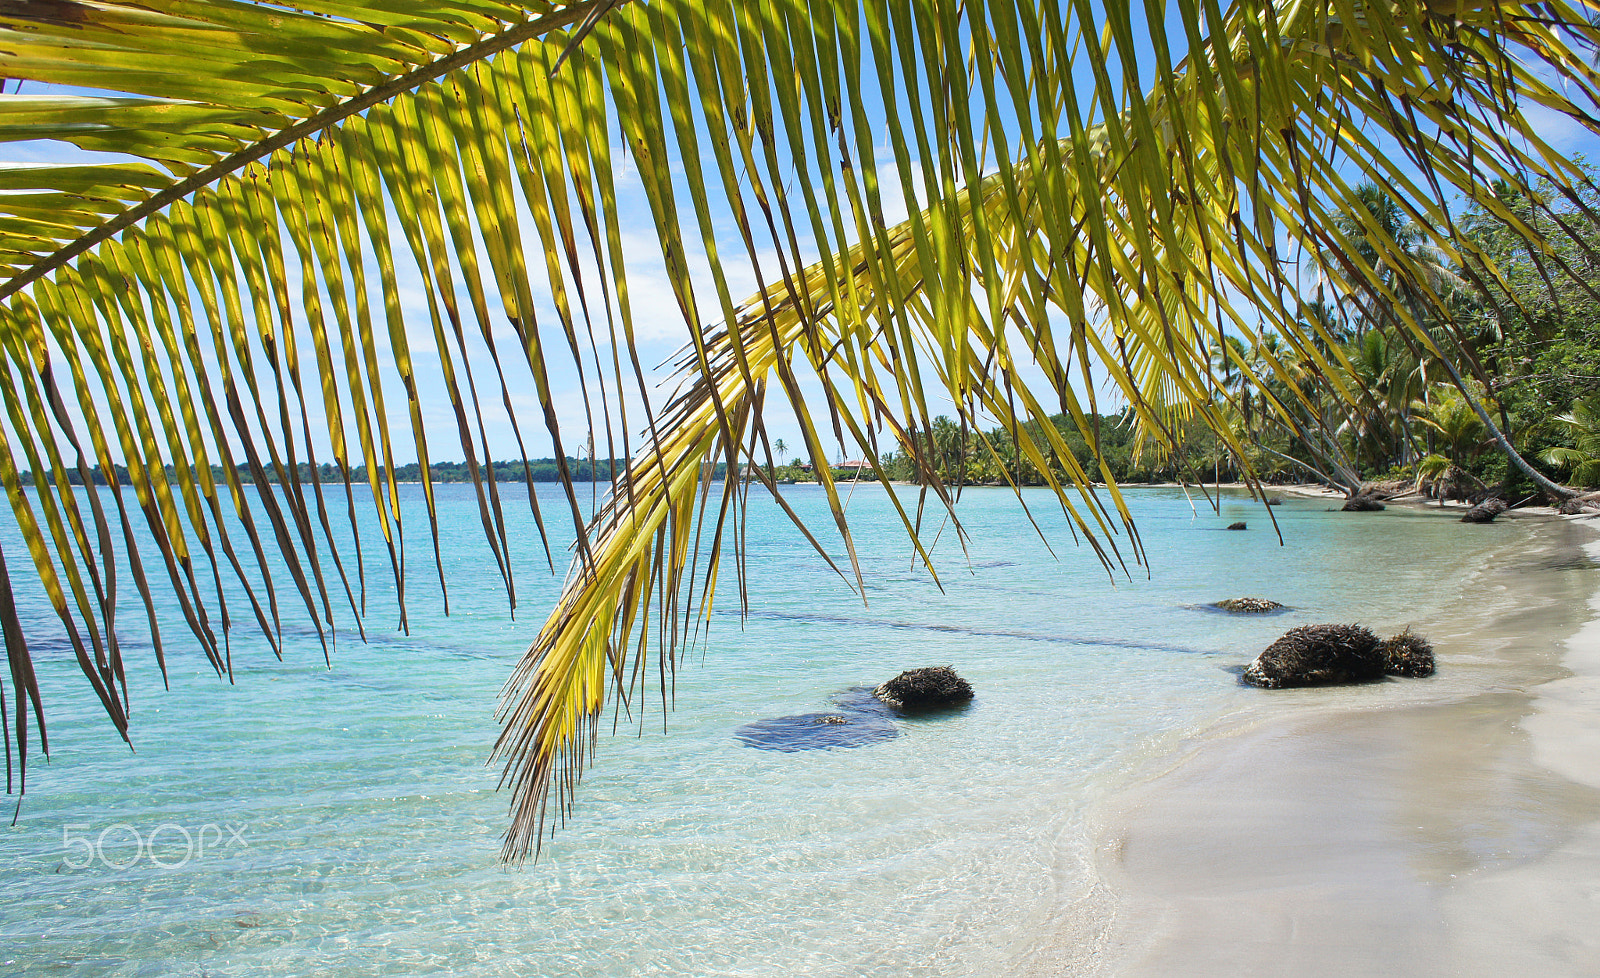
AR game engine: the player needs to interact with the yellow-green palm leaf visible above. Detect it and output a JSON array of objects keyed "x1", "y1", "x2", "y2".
[{"x1": 0, "y1": 0, "x2": 1596, "y2": 861}]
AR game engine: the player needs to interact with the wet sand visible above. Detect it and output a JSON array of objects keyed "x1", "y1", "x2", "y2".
[{"x1": 1019, "y1": 511, "x2": 1600, "y2": 976}]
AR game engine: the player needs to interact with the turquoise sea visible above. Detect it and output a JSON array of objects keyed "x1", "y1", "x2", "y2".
[{"x1": 0, "y1": 483, "x2": 1538, "y2": 975}]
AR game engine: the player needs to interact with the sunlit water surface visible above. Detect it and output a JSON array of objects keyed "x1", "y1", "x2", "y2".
[{"x1": 0, "y1": 484, "x2": 1545, "y2": 975}]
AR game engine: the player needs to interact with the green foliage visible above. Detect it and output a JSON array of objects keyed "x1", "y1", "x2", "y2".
[
  {"x1": 1460, "y1": 171, "x2": 1600, "y2": 413},
  {"x1": 1410, "y1": 387, "x2": 1491, "y2": 468},
  {"x1": 877, "y1": 412, "x2": 1297, "y2": 488},
  {"x1": 1232, "y1": 176, "x2": 1600, "y2": 497},
  {"x1": 1539, "y1": 396, "x2": 1600, "y2": 488}
]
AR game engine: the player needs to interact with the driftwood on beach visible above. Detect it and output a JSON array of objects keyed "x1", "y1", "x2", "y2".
[
  {"x1": 1341, "y1": 495, "x2": 1386, "y2": 512},
  {"x1": 1460, "y1": 498, "x2": 1508, "y2": 523}
]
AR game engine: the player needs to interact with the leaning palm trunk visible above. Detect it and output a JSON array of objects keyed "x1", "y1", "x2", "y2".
[{"x1": 0, "y1": 0, "x2": 1597, "y2": 859}]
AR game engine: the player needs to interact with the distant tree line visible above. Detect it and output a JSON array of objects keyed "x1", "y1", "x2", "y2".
[
  {"x1": 747, "y1": 412, "x2": 1235, "y2": 487},
  {"x1": 865, "y1": 412, "x2": 1251, "y2": 487}
]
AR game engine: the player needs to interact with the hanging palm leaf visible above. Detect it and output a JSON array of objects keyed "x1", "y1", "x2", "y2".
[{"x1": 0, "y1": 0, "x2": 1597, "y2": 860}]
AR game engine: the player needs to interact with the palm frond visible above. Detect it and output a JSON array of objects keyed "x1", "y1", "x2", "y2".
[{"x1": 0, "y1": 0, "x2": 1598, "y2": 859}]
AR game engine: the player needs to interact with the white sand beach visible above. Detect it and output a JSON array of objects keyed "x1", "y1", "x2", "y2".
[{"x1": 1017, "y1": 507, "x2": 1600, "y2": 976}]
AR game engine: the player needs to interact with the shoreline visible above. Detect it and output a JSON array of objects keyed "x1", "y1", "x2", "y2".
[
  {"x1": 1441, "y1": 526, "x2": 1600, "y2": 972},
  {"x1": 1015, "y1": 503, "x2": 1600, "y2": 975}
]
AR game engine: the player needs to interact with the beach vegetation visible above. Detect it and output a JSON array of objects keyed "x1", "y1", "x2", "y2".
[
  {"x1": 1538, "y1": 396, "x2": 1600, "y2": 489},
  {"x1": 1200, "y1": 171, "x2": 1600, "y2": 503}
]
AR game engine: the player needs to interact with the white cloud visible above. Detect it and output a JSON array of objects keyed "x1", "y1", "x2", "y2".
[{"x1": 1514, "y1": 100, "x2": 1597, "y2": 154}]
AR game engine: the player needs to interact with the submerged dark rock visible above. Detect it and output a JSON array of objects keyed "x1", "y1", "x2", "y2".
[
  {"x1": 1266, "y1": 496, "x2": 1284, "y2": 506},
  {"x1": 1243, "y1": 624, "x2": 1385, "y2": 688},
  {"x1": 1214, "y1": 597, "x2": 1285, "y2": 614},
  {"x1": 873, "y1": 666, "x2": 974, "y2": 712},
  {"x1": 1380, "y1": 629, "x2": 1435, "y2": 677},
  {"x1": 734, "y1": 711, "x2": 898, "y2": 751},
  {"x1": 1460, "y1": 497, "x2": 1508, "y2": 523},
  {"x1": 736, "y1": 687, "x2": 903, "y2": 751},
  {"x1": 1226, "y1": 521, "x2": 1248, "y2": 530},
  {"x1": 1342, "y1": 495, "x2": 1386, "y2": 512},
  {"x1": 737, "y1": 672, "x2": 973, "y2": 752}
]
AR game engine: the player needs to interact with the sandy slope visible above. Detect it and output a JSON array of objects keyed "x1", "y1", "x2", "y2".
[{"x1": 1018, "y1": 510, "x2": 1600, "y2": 977}]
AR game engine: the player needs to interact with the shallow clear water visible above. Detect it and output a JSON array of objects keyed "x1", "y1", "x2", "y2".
[{"x1": 0, "y1": 484, "x2": 1526, "y2": 976}]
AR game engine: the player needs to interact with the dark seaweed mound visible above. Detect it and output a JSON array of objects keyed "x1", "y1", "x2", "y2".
[
  {"x1": 1243, "y1": 624, "x2": 1385, "y2": 688},
  {"x1": 873, "y1": 666, "x2": 974, "y2": 712},
  {"x1": 1379, "y1": 629, "x2": 1435, "y2": 678},
  {"x1": 1214, "y1": 597, "x2": 1285, "y2": 614}
]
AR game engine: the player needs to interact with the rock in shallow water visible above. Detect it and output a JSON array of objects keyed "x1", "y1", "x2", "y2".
[
  {"x1": 735, "y1": 688, "x2": 901, "y2": 751},
  {"x1": 1226, "y1": 521, "x2": 1248, "y2": 530},
  {"x1": 1214, "y1": 597, "x2": 1285, "y2": 613},
  {"x1": 1243, "y1": 624, "x2": 1386, "y2": 688},
  {"x1": 873, "y1": 666, "x2": 974, "y2": 712},
  {"x1": 736, "y1": 673, "x2": 973, "y2": 751},
  {"x1": 1342, "y1": 495, "x2": 1386, "y2": 512},
  {"x1": 734, "y1": 710, "x2": 899, "y2": 751}
]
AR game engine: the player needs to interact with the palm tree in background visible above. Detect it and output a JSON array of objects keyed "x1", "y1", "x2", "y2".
[
  {"x1": 1338, "y1": 330, "x2": 1420, "y2": 469},
  {"x1": 1311, "y1": 179, "x2": 1575, "y2": 486},
  {"x1": 1540, "y1": 396, "x2": 1600, "y2": 489},
  {"x1": 0, "y1": 0, "x2": 1596, "y2": 859},
  {"x1": 1412, "y1": 386, "x2": 1493, "y2": 500},
  {"x1": 1323, "y1": 182, "x2": 1464, "y2": 339}
]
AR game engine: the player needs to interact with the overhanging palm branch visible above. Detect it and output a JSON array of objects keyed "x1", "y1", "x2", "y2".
[{"x1": 0, "y1": 0, "x2": 1598, "y2": 860}]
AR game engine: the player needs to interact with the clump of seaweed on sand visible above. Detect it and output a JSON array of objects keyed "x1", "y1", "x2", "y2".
[
  {"x1": 1378, "y1": 629, "x2": 1435, "y2": 677},
  {"x1": 1243, "y1": 624, "x2": 1437, "y2": 688}
]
